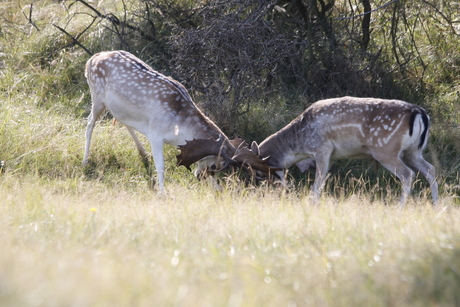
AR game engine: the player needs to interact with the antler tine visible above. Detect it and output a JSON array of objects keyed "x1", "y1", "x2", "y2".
[
  {"x1": 216, "y1": 145, "x2": 238, "y2": 172},
  {"x1": 177, "y1": 137, "x2": 216, "y2": 171},
  {"x1": 176, "y1": 135, "x2": 238, "y2": 171},
  {"x1": 211, "y1": 134, "x2": 238, "y2": 172},
  {"x1": 232, "y1": 146, "x2": 282, "y2": 175},
  {"x1": 228, "y1": 135, "x2": 248, "y2": 154}
]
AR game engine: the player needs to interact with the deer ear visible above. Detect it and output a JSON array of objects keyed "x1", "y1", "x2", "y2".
[{"x1": 251, "y1": 141, "x2": 259, "y2": 155}]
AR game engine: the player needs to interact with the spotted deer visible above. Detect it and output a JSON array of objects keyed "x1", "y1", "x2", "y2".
[
  {"x1": 83, "y1": 50, "x2": 238, "y2": 192},
  {"x1": 233, "y1": 96, "x2": 438, "y2": 206}
]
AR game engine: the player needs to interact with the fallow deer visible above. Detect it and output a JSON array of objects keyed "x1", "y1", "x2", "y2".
[
  {"x1": 233, "y1": 96, "x2": 438, "y2": 206},
  {"x1": 83, "y1": 50, "x2": 237, "y2": 192}
]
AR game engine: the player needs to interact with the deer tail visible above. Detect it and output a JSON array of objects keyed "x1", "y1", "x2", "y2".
[{"x1": 409, "y1": 108, "x2": 430, "y2": 150}]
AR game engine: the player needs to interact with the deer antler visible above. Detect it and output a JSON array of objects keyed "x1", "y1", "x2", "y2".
[
  {"x1": 232, "y1": 145, "x2": 282, "y2": 175},
  {"x1": 228, "y1": 135, "x2": 248, "y2": 152},
  {"x1": 176, "y1": 136, "x2": 237, "y2": 171}
]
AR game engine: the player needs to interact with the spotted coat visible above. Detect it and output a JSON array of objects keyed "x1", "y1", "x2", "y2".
[
  {"x1": 237, "y1": 96, "x2": 438, "y2": 206},
  {"x1": 83, "y1": 51, "x2": 231, "y2": 192}
]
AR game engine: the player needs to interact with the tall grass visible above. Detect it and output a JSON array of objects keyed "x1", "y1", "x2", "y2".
[{"x1": 1, "y1": 173, "x2": 459, "y2": 306}]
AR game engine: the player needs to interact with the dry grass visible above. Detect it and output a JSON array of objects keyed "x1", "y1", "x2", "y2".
[{"x1": 1, "y1": 173, "x2": 459, "y2": 306}]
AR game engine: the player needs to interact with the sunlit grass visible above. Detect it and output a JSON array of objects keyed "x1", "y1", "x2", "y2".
[{"x1": 1, "y1": 173, "x2": 459, "y2": 306}]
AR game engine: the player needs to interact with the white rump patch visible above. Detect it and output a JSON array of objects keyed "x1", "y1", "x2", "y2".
[{"x1": 400, "y1": 113, "x2": 425, "y2": 149}]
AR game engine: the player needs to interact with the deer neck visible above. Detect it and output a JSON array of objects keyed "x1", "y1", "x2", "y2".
[
  {"x1": 163, "y1": 99, "x2": 226, "y2": 146},
  {"x1": 259, "y1": 112, "x2": 316, "y2": 168}
]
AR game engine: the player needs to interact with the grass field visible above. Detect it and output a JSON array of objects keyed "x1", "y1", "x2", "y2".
[{"x1": 1, "y1": 165, "x2": 460, "y2": 306}]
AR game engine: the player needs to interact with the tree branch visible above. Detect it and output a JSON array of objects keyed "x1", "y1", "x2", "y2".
[
  {"x1": 75, "y1": 0, "x2": 155, "y2": 41},
  {"x1": 52, "y1": 24, "x2": 92, "y2": 56},
  {"x1": 23, "y1": 3, "x2": 40, "y2": 31},
  {"x1": 361, "y1": 0, "x2": 371, "y2": 50}
]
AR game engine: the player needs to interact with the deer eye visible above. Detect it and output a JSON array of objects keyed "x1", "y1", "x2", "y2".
[{"x1": 210, "y1": 164, "x2": 217, "y2": 170}]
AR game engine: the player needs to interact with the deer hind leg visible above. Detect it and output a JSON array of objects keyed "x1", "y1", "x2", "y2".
[
  {"x1": 83, "y1": 101, "x2": 106, "y2": 166},
  {"x1": 374, "y1": 155, "x2": 415, "y2": 207},
  {"x1": 403, "y1": 151, "x2": 439, "y2": 204}
]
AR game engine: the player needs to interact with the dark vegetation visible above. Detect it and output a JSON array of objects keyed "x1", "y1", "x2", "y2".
[{"x1": 1, "y1": 0, "x2": 459, "y2": 196}]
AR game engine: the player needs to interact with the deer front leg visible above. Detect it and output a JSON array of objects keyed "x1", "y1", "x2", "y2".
[
  {"x1": 206, "y1": 175, "x2": 222, "y2": 191},
  {"x1": 309, "y1": 148, "x2": 333, "y2": 204},
  {"x1": 148, "y1": 138, "x2": 165, "y2": 194},
  {"x1": 126, "y1": 126, "x2": 152, "y2": 177},
  {"x1": 275, "y1": 170, "x2": 287, "y2": 187},
  {"x1": 126, "y1": 126, "x2": 149, "y2": 158}
]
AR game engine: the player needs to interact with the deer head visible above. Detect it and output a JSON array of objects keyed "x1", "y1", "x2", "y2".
[
  {"x1": 232, "y1": 141, "x2": 282, "y2": 182},
  {"x1": 176, "y1": 135, "x2": 237, "y2": 175}
]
